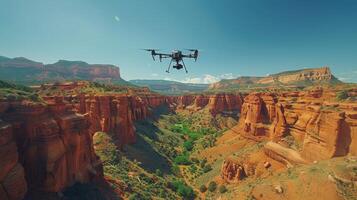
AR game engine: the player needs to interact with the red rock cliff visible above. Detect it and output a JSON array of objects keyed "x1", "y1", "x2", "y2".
[
  {"x1": 233, "y1": 89, "x2": 357, "y2": 161},
  {"x1": 175, "y1": 93, "x2": 243, "y2": 115},
  {"x1": 0, "y1": 99, "x2": 101, "y2": 199}
]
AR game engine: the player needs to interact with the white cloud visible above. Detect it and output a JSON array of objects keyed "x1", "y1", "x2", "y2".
[
  {"x1": 164, "y1": 73, "x2": 238, "y2": 84},
  {"x1": 203, "y1": 74, "x2": 220, "y2": 84},
  {"x1": 182, "y1": 74, "x2": 220, "y2": 84},
  {"x1": 338, "y1": 77, "x2": 351, "y2": 81},
  {"x1": 164, "y1": 77, "x2": 174, "y2": 81},
  {"x1": 151, "y1": 73, "x2": 158, "y2": 77},
  {"x1": 183, "y1": 77, "x2": 202, "y2": 84},
  {"x1": 114, "y1": 16, "x2": 120, "y2": 22},
  {"x1": 219, "y1": 73, "x2": 235, "y2": 79}
]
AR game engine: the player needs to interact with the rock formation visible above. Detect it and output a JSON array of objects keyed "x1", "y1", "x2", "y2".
[
  {"x1": 232, "y1": 89, "x2": 357, "y2": 162},
  {"x1": 0, "y1": 99, "x2": 101, "y2": 199},
  {"x1": 0, "y1": 56, "x2": 122, "y2": 84},
  {"x1": 175, "y1": 93, "x2": 243, "y2": 115},
  {"x1": 209, "y1": 66, "x2": 340, "y2": 90},
  {"x1": 0, "y1": 119, "x2": 27, "y2": 200}
]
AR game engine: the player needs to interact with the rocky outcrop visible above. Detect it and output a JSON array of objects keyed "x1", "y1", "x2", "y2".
[
  {"x1": 43, "y1": 94, "x2": 169, "y2": 149},
  {"x1": 221, "y1": 151, "x2": 274, "y2": 183},
  {"x1": 46, "y1": 60, "x2": 120, "y2": 82},
  {"x1": 264, "y1": 142, "x2": 308, "y2": 167},
  {"x1": 234, "y1": 93, "x2": 274, "y2": 137},
  {"x1": 258, "y1": 66, "x2": 334, "y2": 84},
  {"x1": 221, "y1": 158, "x2": 247, "y2": 183},
  {"x1": 209, "y1": 66, "x2": 340, "y2": 90},
  {"x1": 0, "y1": 56, "x2": 122, "y2": 84},
  {"x1": 233, "y1": 90, "x2": 357, "y2": 162},
  {"x1": 0, "y1": 100, "x2": 101, "y2": 199},
  {"x1": 176, "y1": 93, "x2": 243, "y2": 116},
  {"x1": 0, "y1": 120, "x2": 27, "y2": 200}
]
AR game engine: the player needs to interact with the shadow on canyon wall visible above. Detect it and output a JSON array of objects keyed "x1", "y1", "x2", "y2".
[{"x1": 123, "y1": 105, "x2": 172, "y2": 175}]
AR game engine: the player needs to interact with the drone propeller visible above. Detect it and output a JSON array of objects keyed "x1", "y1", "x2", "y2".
[
  {"x1": 185, "y1": 49, "x2": 199, "y2": 61},
  {"x1": 142, "y1": 49, "x2": 160, "y2": 61},
  {"x1": 142, "y1": 48, "x2": 160, "y2": 51}
]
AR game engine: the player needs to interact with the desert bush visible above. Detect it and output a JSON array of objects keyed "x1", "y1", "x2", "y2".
[
  {"x1": 208, "y1": 181, "x2": 217, "y2": 192},
  {"x1": 219, "y1": 185, "x2": 227, "y2": 193},
  {"x1": 203, "y1": 164, "x2": 212, "y2": 173},
  {"x1": 336, "y1": 90, "x2": 348, "y2": 100},
  {"x1": 174, "y1": 154, "x2": 191, "y2": 165},
  {"x1": 200, "y1": 158, "x2": 207, "y2": 168},
  {"x1": 155, "y1": 169, "x2": 163, "y2": 177},
  {"x1": 169, "y1": 180, "x2": 195, "y2": 199},
  {"x1": 183, "y1": 140, "x2": 194, "y2": 151},
  {"x1": 199, "y1": 185, "x2": 207, "y2": 193}
]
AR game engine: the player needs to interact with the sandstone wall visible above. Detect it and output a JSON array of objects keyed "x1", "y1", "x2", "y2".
[
  {"x1": 0, "y1": 100, "x2": 101, "y2": 199},
  {"x1": 234, "y1": 90, "x2": 357, "y2": 161}
]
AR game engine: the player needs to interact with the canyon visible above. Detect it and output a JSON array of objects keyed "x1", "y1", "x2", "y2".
[
  {"x1": 0, "y1": 63, "x2": 356, "y2": 199},
  {"x1": 0, "y1": 82, "x2": 245, "y2": 199}
]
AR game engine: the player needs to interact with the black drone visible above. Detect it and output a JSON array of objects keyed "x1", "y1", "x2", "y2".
[{"x1": 143, "y1": 49, "x2": 199, "y2": 73}]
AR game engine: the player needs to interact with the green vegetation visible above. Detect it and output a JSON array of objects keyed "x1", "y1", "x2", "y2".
[
  {"x1": 336, "y1": 90, "x2": 348, "y2": 101},
  {"x1": 130, "y1": 108, "x2": 231, "y2": 199},
  {"x1": 0, "y1": 80, "x2": 42, "y2": 101},
  {"x1": 174, "y1": 153, "x2": 191, "y2": 165},
  {"x1": 219, "y1": 185, "x2": 227, "y2": 193},
  {"x1": 199, "y1": 185, "x2": 207, "y2": 193},
  {"x1": 38, "y1": 81, "x2": 133, "y2": 96},
  {"x1": 168, "y1": 180, "x2": 195, "y2": 199},
  {"x1": 208, "y1": 181, "x2": 217, "y2": 192},
  {"x1": 93, "y1": 132, "x2": 179, "y2": 199}
]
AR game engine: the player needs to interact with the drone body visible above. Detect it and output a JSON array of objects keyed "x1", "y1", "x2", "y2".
[{"x1": 144, "y1": 49, "x2": 199, "y2": 73}]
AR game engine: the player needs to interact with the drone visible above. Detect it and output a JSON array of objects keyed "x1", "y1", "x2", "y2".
[{"x1": 143, "y1": 49, "x2": 199, "y2": 73}]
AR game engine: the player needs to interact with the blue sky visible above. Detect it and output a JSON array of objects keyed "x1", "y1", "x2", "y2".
[{"x1": 1, "y1": 0, "x2": 357, "y2": 83}]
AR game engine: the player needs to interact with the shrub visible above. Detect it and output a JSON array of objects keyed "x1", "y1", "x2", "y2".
[
  {"x1": 171, "y1": 164, "x2": 180, "y2": 175},
  {"x1": 203, "y1": 164, "x2": 212, "y2": 173},
  {"x1": 199, "y1": 185, "x2": 207, "y2": 193},
  {"x1": 208, "y1": 181, "x2": 217, "y2": 192},
  {"x1": 219, "y1": 185, "x2": 227, "y2": 193},
  {"x1": 174, "y1": 154, "x2": 191, "y2": 165},
  {"x1": 191, "y1": 157, "x2": 199, "y2": 163},
  {"x1": 189, "y1": 165, "x2": 197, "y2": 173},
  {"x1": 183, "y1": 140, "x2": 194, "y2": 151},
  {"x1": 128, "y1": 194, "x2": 140, "y2": 200},
  {"x1": 336, "y1": 90, "x2": 348, "y2": 100},
  {"x1": 170, "y1": 180, "x2": 195, "y2": 199},
  {"x1": 155, "y1": 169, "x2": 163, "y2": 177},
  {"x1": 200, "y1": 159, "x2": 207, "y2": 168}
]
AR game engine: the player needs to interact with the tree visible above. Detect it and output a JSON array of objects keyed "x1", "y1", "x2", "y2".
[
  {"x1": 174, "y1": 154, "x2": 191, "y2": 165},
  {"x1": 199, "y1": 185, "x2": 207, "y2": 193},
  {"x1": 336, "y1": 90, "x2": 348, "y2": 101},
  {"x1": 183, "y1": 140, "x2": 194, "y2": 151},
  {"x1": 203, "y1": 164, "x2": 212, "y2": 173},
  {"x1": 208, "y1": 181, "x2": 217, "y2": 192},
  {"x1": 155, "y1": 169, "x2": 163, "y2": 177},
  {"x1": 170, "y1": 180, "x2": 195, "y2": 200},
  {"x1": 219, "y1": 185, "x2": 227, "y2": 193}
]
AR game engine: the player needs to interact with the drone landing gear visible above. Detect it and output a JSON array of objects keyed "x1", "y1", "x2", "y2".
[
  {"x1": 181, "y1": 59, "x2": 188, "y2": 73},
  {"x1": 166, "y1": 59, "x2": 173, "y2": 73},
  {"x1": 166, "y1": 59, "x2": 188, "y2": 73}
]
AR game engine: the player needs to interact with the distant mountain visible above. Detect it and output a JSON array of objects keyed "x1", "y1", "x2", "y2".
[
  {"x1": 129, "y1": 79, "x2": 208, "y2": 94},
  {"x1": 209, "y1": 66, "x2": 342, "y2": 91},
  {"x1": 0, "y1": 56, "x2": 128, "y2": 85}
]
